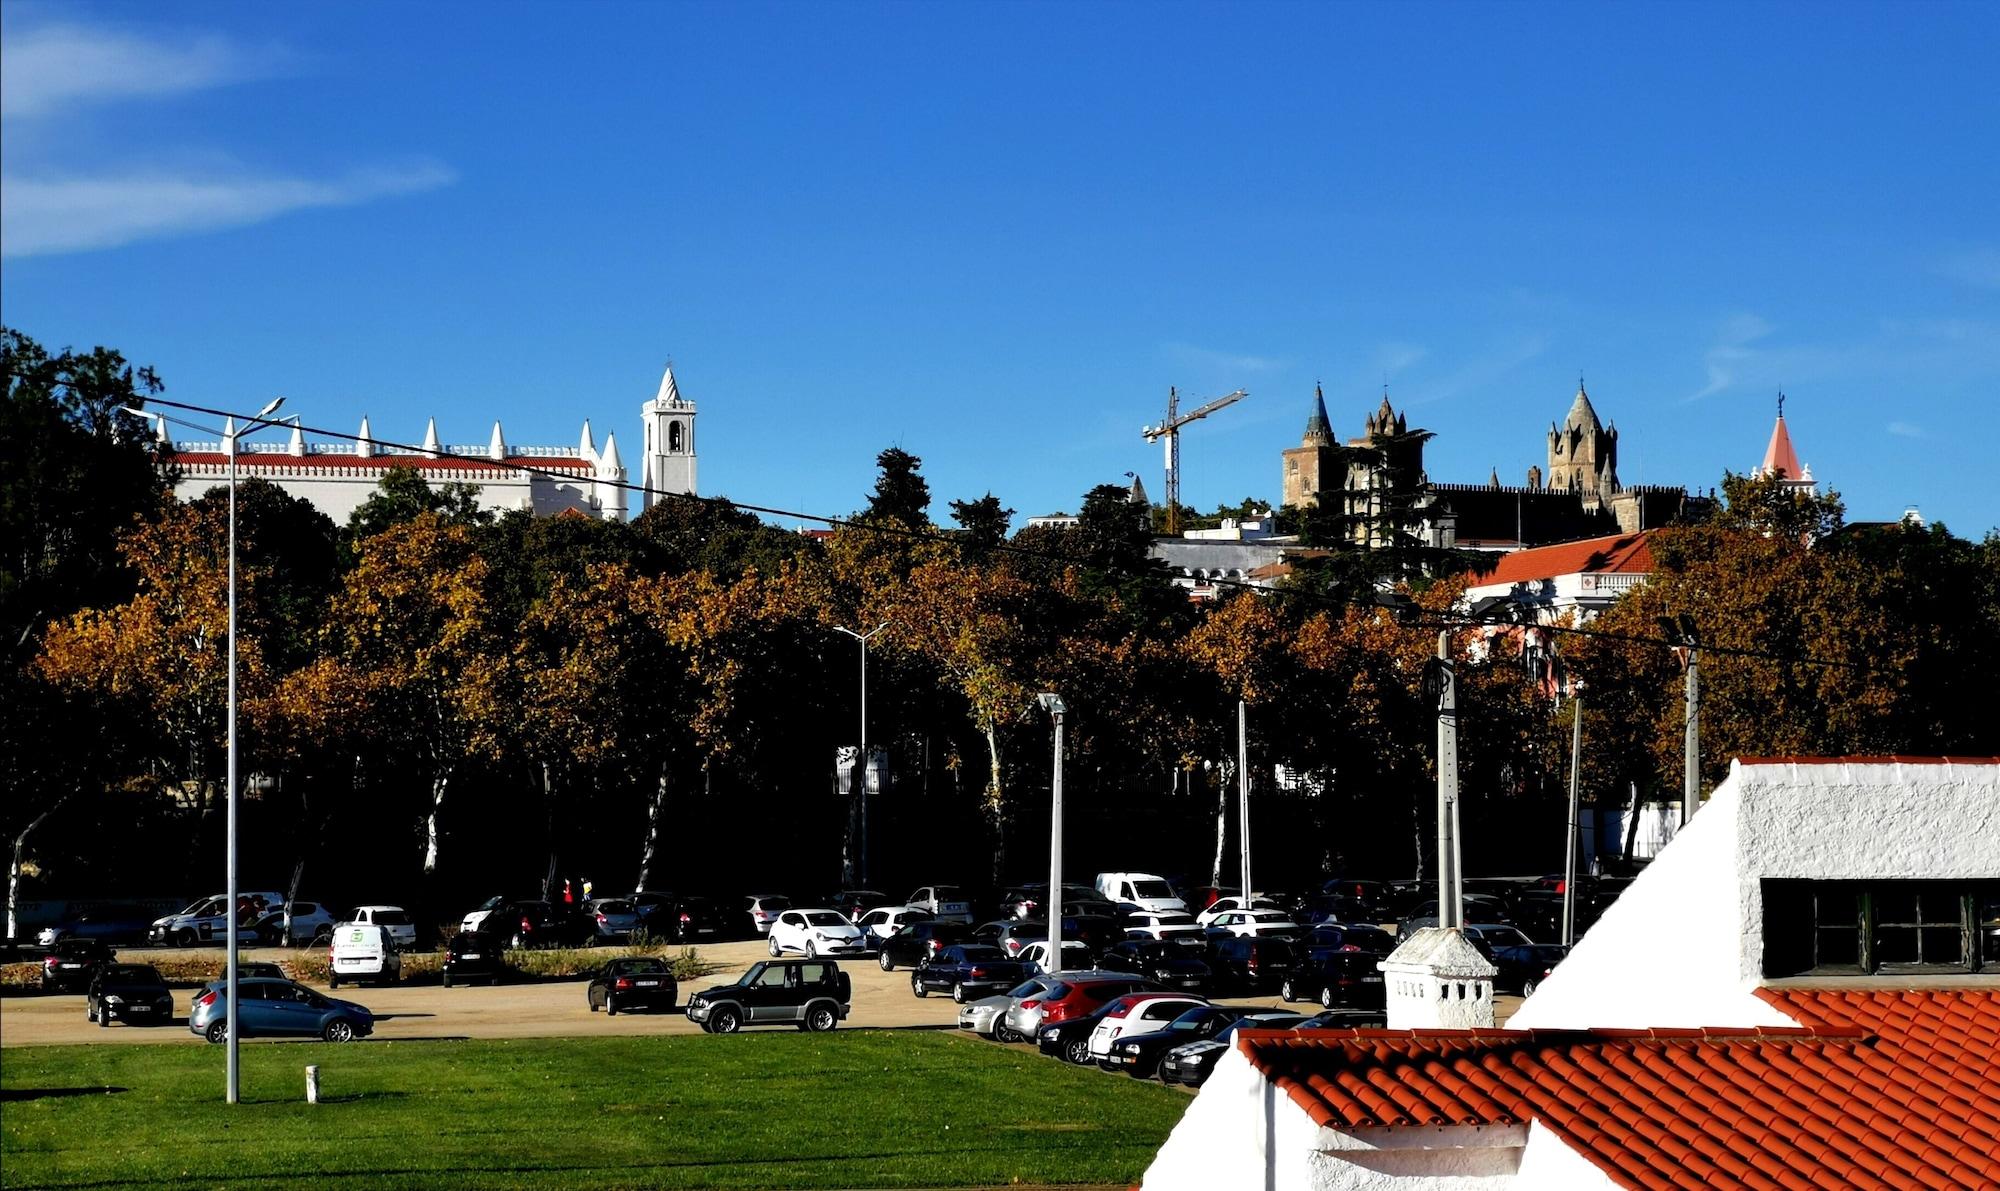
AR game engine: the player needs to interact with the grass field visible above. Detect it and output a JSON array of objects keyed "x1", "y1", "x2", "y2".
[{"x1": 1, "y1": 1030, "x2": 1185, "y2": 1189}]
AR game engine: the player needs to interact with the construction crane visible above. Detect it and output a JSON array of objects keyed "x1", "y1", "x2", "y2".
[{"x1": 1142, "y1": 386, "x2": 1248, "y2": 535}]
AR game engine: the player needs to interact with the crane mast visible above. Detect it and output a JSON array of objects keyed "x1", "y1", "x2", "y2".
[{"x1": 1142, "y1": 386, "x2": 1248, "y2": 535}]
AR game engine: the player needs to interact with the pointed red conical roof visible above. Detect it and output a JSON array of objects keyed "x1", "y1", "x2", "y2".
[{"x1": 1761, "y1": 415, "x2": 1803, "y2": 479}]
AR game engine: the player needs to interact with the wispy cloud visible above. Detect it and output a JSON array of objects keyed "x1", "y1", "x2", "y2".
[
  {"x1": 2, "y1": 166, "x2": 456, "y2": 258},
  {"x1": 1887, "y1": 421, "x2": 1924, "y2": 438},
  {"x1": 1685, "y1": 312, "x2": 1776, "y2": 402},
  {"x1": 0, "y1": 18, "x2": 450, "y2": 258},
  {"x1": 1936, "y1": 244, "x2": 2000, "y2": 290},
  {"x1": 1412, "y1": 333, "x2": 1548, "y2": 405},
  {"x1": 1682, "y1": 313, "x2": 2000, "y2": 404},
  {"x1": 1162, "y1": 342, "x2": 1287, "y2": 375}
]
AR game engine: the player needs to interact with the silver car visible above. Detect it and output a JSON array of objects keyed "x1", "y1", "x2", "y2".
[
  {"x1": 584, "y1": 898, "x2": 642, "y2": 942},
  {"x1": 956, "y1": 991, "x2": 1013, "y2": 1039}
]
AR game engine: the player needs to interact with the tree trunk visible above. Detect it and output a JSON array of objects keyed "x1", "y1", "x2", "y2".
[
  {"x1": 982, "y1": 724, "x2": 1006, "y2": 884},
  {"x1": 9, "y1": 796, "x2": 68, "y2": 939},
  {"x1": 1209, "y1": 759, "x2": 1231, "y2": 888},
  {"x1": 636, "y1": 762, "x2": 668, "y2": 892},
  {"x1": 421, "y1": 770, "x2": 451, "y2": 875}
]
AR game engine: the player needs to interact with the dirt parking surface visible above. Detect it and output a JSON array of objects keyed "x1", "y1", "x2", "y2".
[{"x1": 1, "y1": 938, "x2": 1519, "y2": 1047}]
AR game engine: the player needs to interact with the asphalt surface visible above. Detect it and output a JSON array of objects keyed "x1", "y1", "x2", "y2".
[{"x1": 1, "y1": 937, "x2": 1521, "y2": 1047}]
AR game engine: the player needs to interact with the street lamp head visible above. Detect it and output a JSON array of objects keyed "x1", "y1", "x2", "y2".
[
  {"x1": 1036, "y1": 692, "x2": 1066, "y2": 716},
  {"x1": 256, "y1": 396, "x2": 286, "y2": 419}
]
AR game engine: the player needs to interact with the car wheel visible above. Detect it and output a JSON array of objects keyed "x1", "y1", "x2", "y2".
[
  {"x1": 768, "y1": 936, "x2": 781, "y2": 957},
  {"x1": 1319, "y1": 985, "x2": 1335, "y2": 1009},
  {"x1": 709, "y1": 1006, "x2": 741, "y2": 1034},
  {"x1": 951, "y1": 982, "x2": 968, "y2": 1004},
  {"x1": 911, "y1": 973, "x2": 927, "y2": 998},
  {"x1": 328, "y1": 975, "x2": 339, "y2": 989},
  {"x1": 1063, "y1": 1037, "x2": 1092, "y2": 1065},
  {"x1": 1521, "y1": 977, "x2": 1539, "y2": 998},
  {"x1": 806, "y1": 1005, "x2": 837, "y2": 1032},
  {"x1": 312, "y1": 926, "x2": 334, "y2": 946},
  {"x1": 804, "y1": 941, "x2": 817, "y2": 958},
  {"x1": 97, "y1": 1008, "x2": 108, "y2": 1028},
  {"x1": 606, "y1": 998, "x2": 618, "y2": 1017},
  {"x1": 323, "y1": 1019, "x2": 356, "y2": 1043},
  {"x1": 175, "y1": 930, "x2": 197, "y2": 948},
  {"x1": 589, "y1": 995, "x2": 600, "y2": 1012},
  {"x1": 995, "y1": 1024, "x2": 1020, "y2": 1044},
  {"x1": 878, "y1": 952, "x2": 894, "y2": 971},
  {"x1": 1280, "y1": 978, "x2": 1297, "y2": 1002},
  {"x1": 205, "y1": 1021, "x2": 228, "y2": 1044}
]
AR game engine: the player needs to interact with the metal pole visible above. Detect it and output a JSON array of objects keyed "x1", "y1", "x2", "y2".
[
  {"x1": 1236, "y1": 700, "x2": 1250, "y2": 902},
  {"x1": 1683, "y1": 648, "x2": 1700, "y2": 823},
  {"x1": 1435, "y1": 633, "x2": 1460, "y2": 931},
  {"x1": 1562, "y1": 691, "x2": 1584, "y2": 947},
  {"x1": 225, "y1": 421, "x2": 240, "y2": 1104},
  {"x1": 857, "y1": 634, "x2": 868, "y2": 888},
  {"x1": 1048, "y1": 707, "x2": 1064, "y2": 968}
]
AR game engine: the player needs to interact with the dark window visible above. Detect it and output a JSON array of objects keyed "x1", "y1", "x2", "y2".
[{"x1": 1763, "y1": 879, "x2": 1993, "y2": 976}]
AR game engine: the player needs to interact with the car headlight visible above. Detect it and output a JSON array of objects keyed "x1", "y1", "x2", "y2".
[
  {"x1": 1118, "y1": 1041, "x2": 1141, "y2": 1053},
  {"x1": 103, "y1": 995, "x2": 124, "y2": 1004},
  {"x1": 1040, "y1": 1027, "x2": 1057, "y2": 1040}
]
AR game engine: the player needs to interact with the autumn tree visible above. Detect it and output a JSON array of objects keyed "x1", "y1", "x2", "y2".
[{"x1": 345, "y1": 465, "x2": 490, "y2": 543}]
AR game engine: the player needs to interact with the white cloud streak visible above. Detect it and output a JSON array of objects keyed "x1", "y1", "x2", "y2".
[
  {"x1": 1, "y1": 166, "x2": 457, "y2": 258},
  {"x1": 1163, "y1": 342, "x2": 1287, "y2": 375},
  {"x1": 1686, "y1": 313, "x2": 1776, "y2": 402},
  {"x1": 1887, "y1": 421, "x2": 1924, "y2": 438},
  {"x1": 0, "y1": 22, "x2": 281, "y2": 119}
]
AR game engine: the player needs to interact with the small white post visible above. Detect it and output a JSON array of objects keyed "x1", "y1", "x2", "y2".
[{"x1": 305, "y1": 1065, "x2": 321, "y2": 1104}]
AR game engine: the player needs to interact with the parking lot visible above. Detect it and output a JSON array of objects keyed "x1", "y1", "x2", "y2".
[{"x1": 2, "y1": 936, "x2": 1523, "y2": 1048}]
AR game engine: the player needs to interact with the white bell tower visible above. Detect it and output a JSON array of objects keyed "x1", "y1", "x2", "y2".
[{"x1": 641, "y1": 363, "x2": 698, "y2": 509}]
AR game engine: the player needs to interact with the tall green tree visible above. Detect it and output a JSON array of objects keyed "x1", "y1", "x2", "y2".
[{"x1": 862, "y1": 447, "x2": 931, "y2": 527}]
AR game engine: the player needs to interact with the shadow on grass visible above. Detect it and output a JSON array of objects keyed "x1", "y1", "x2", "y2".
[{"x1": 0, "y1": 1086, "x2": 129, "y2": 1101}]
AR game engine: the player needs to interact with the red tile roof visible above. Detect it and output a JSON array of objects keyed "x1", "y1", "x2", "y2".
[
  {"x1": 1761, "y1": 416, "x2": 1804, "y2": 479},
  {"x1": 1465, "y1": 531, "x2": 1654, "y2": 589},
  {"x1": 1236, "y1": 988, "x2": 2000, "y2": 1190},
  {"x1": 173, "y1": 452, "x2": 591, "y2": 473}
]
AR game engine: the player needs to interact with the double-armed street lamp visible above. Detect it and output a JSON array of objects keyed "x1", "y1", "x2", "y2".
[
  {"x1": 833, "y1": 622, "x2": 887, "y2": 887},
  {"x1": 1036, "y1": 693, "x2": 1067, "y2": 965},
  {"x1": 126, "y1": 396, "x2": 294, "y2": 1104}
]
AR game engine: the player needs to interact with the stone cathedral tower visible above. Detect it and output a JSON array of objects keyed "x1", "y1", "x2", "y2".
[
  {"x1": 1281, "y1": 384, "x2": 1339, "y2": 508},
  {"x1": 641, "y1": 363, "x2": 698, "y2": 508},
  {"x1": 1545, "y1": 380, "x2": 1619, "y2": 507}
]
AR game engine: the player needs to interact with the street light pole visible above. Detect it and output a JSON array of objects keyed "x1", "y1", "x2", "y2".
[
  {"x1": 1037, "y1": 693, "x2": 1067, "y2": 969},
  {"x1": 834, "y1": 622, "x2": 887, "y2": 888}
]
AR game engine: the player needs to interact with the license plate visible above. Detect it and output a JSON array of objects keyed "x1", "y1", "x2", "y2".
[
  {"x1": 635, "y1": 980, "x2": 659, "y2": 987},
  {"x1": 1363, "y1": 976, "x2": 1383, "y2": 983},
  {"x1": 461, "y1": 953, "x2": 481, "y2": 960},
  {"x1": 129, "y1": 1005, "x2": 152, "y2": 1013},
  {"x1": 60, "y1": 963, "x2": 81, "y2": 969}
]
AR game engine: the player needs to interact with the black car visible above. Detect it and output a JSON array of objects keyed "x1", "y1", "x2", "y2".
[
  {"x1": 1278, "y1": 951, "x2": 1387, "y2": 1009},
  {"x1": 632, "y1": 893, "x2": 728, "y2": 942},
  {"x1": 215, "y1": 961, "x2": 288, "y2": 982},
  {"x1": 1299, "y1": 922, "x2": 1397, "y2": 961},
  {"x1": 1096, "y1": 940, "x2": 1212, "y2": 993},
  {"x1": 37, "y1": 904, "x2": 157, "y2": 946},
  {"x1": 912, "y1": 945, "x2": 1032, "y2": 1002},
  {"x1": 684, "y1": 959, "x2": 851, "y2": 1033},
  {"x1": 1298, "y1": 1007, "x2": 1388, "y2": 1030},
  {"x1": 1102, "y1": 1004, "x2": 1245, "y2": 1078},
  {"x1": 41, "y1": 938, "x2": 115, "y2": 993},
  {"x1": 1060, "y1": 914, "x2": 1123, "y2": 957},
  {"x1": 1036, "y1": 995, "x2": 1131, "y2": 1065},
  {"x1": 85, "y1": 963, "x2": 174, "y2": 1027},
  {"x1": 586, "y1": 956, "x2": 678, "y2": 1015},
  {"x1": 505, "y1": 901, "x2": 593, "y2": 949},
  {"x1": 876, "y1": 921, "x2": 970, "y2": 971},
  {"x1": 823, "y1": 890, "x2": 887, "y2": 923},
  {"x1": 1489, "y1": 941, "x2": 1569, "y2": 996},
  {"x1": 443, "y1": 931, "x2": 508, "y2": 986},
  {"x1": 1158, "y1": 1012, "x2": 1312, "y2": 1087},
  {"x1": 1207, "y1": 935, "x2": 1296, "y2": 994}
]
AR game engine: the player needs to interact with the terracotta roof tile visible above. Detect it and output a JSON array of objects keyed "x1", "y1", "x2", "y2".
[
  {"x1": 1233, "y1": 989, "x2": 2000, "y2": 1190},
  {"x1": 1465, "y1": 530, "x2": 1656, "y2": 588}
]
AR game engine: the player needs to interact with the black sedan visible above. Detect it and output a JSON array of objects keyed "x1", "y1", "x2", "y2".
[
  {"x1": 86, "y1": 963, "x2": 174, "y2": 1027},
  {"x1": 1278, "y1": 951, "x2": 1387, "y2": 1009},
  {"x1": 1158, "y1": 1012, "x2": 1312, "y2": 1087},
  {"x1": 911, "y1": 945, "x2": 1032, "y2": 1002},
  {"x1": 1036, "y1": 997, "x2": 1129, "y2": 1065},
  {"x1": 1101, "y1": 1004, "x2": 1244, "y2": 1078},
  {"x1": 1095, "y1": 940, "x2": 1212, "y2": 993},
  {"x1": 586, "y1": 957, "x2": 678, "y2": 1015},
  {"x1": 41, "y1": 938, "x2": 115, "y2": 993},
  {"x1": 443, "y1": 931, "x2": 508, "y2": 986},
  {"x1": 876, "y1": 922, "x2": 970, "y2": 971}
]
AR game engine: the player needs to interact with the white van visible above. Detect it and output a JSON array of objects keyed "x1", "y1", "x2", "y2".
[
  {"x1": 348, "y1": 905, "x2": 417, "y2": 950},
  {"x1": 328, "y1": 923, "x2": 401, "y2": 988},
  {"x1": 1094, "y1": 872, "x2": 1187, "y2": 914}
]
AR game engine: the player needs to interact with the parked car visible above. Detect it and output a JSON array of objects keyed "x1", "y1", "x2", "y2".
[
  {"x1": 992, "y1": 920, "x2": 1053, "y2": 958},
  {"x1": 328, "y1": 923, "x2": 401, "y2": 988},
  {"x1": 1040, "y1": 991, "x2": 1192, "y2": 1065},
  {"x1": 1194, "y1": 896, "x2": 1286, "y2": 928},
  {"x1": 854, "y1": 905, "x2": 931, "y2": 945},
  {"x1": 1203, "y1": 909, "x2": 1303, "y2": 940},
  {"x1": 1095, "y1": 872, "x2": 1187, "y2": 914},
  {"x1": 905, "y1": 885, "x2": 974, "y2": 925},
  {"x1": 583, "y1": 898, "x2": 642, "y2": 942},
  {"x1": 251, "y1": 900, "x2": 338, "y2": 946},
  {"x1": 1015, "y1": 938, "x2": 1093, "y2": 975},
  {"x1": 1299, "y1": 922, "x2": 1397, "y2": 961},
  {"x1": 768, "y1": 908, "x2": 868, "y2": 958},
  {"x1": 189, "y1": 976, "x2": 372, "y2": 1042},
  {"x1": 1395, "y1": 895, "x2": 1512, "y2": 938},
  {"x1": 1487, "y1": 940, "x2": 1569, "y2": 996},
  {"x1": 631, "y1": 893, "x2": 727, "y2": 941},
  {"x1": 1299, "y1": 1007, "x2": 1389, "y2": 1030},
  {"x1": 150, "y1": 892, "x2": 284, "y2": 947},
  {"x1": 957, "y1": 990, "x2": 1016, "y2": 1039},
  {"x1": 442, "y1": 931, "x2": 507, "y2": 986},
  {"x1": 876, "y1": 921, "x2": 969, "y2": 970},
  {"x1": 586, "y1": 956, "x2": 678, "y2": 1015},
  {"x1": 1102, "y1": 1003, "x2": 1245, "y2": 1078},
  {"x1": 504, "y1": 901, "x2": 593, "y2": 949},
  {"x1": 1293, "y1": 894, "x2": 1377, "y2": 927},
  {"x1": 36, "y1": 904, "x2": 157, "y2": 946},
  {"x1": 216, "y1": 960, "x2": 287, "y2": 982},
  {"x1": 684, "y1": 959, "x2": 850, "y2": 1033},
  {"x1": 1122, "y1": 911, "x2": 1207, "y2": 947},
  {"x1": 912, "y1": 944, "x2": 1032, "y2": 1002},
  {"x1": 997, "y1": 972, "x2": 1078, "y2": 1042},
  {"x1": 85, "y1": 963, "x2": 174, "y2": 1027},
  {"x1": 823, "y1": 890, "x2": 887, "y2": 923},
  {"x1": 1033, "y1": 973, "x2": 1160, "y2": 1029},
  {"x1": 41, "y1": 938, "x2": 115, "y2": 992},
  {"x1": 1278, "y1": 951, "x2": 1387, "y2": 1009},
  {"x1": 1000, "y1": 883, "x2": 1100, "y2": 920},
  {"x1": 1208, "y1": 935, "x2": 1297, "y2": 994},
  {"x1": 1095, "y1": 939, "x2": 1213, "y2": 993},
  {"x1": 1088, "y1": 993, "x2": 1210, "y2": 1066},
  {"x1": 346, "y1": 906, "x2": 418, "y2": 950},
  {"x1": 744, "y1": 894, "x2": 792, "y2": 937},
  {"x1": 1159, "y1": 1012, "x2": 1312, "y2": 1087},
  {"x1": 1320, "y1": 879, "x2": 1392, "y2": 918},
  {"x1": 460, "y1": 894, "x2": 524, "y2": 935}
]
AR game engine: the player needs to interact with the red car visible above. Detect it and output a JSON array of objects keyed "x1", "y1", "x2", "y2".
[{"x1": 1035, "y1": 975, "x2": 1158, "y2": 1025}]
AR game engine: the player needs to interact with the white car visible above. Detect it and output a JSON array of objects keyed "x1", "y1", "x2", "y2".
[
  {"x1": 1194, "y1": 896, "x2": 1288, "y2": 928},
  {"x1": 347, "y1": 905, "x2": 417, "y2": 950},
  {"x1": 149, "y1": 892, "x2": 286, "y2": 947},
  {"x1": 1016, "y1": 938, "x2": 1092, "y2": 975},
  {"x1": 1125, "y1": 912, "x2": 1207, "y2": 947},
  {"x1": 906, "y1": 885, "x2": 974, "y2": 925},
  {"x1": 854, "y1": 905, "x2": 933, "y2": 945},
  {"x1": 1205, "y1": 909, "x2": 1302, "y2": 939},
  {"x1": 767, "y1": 908, "x2": 868, "y2": 958},
  {"x1": 584, "y1": 898, "x2": 641, "y2": 941},
  {"x1": 1088, "y1": 994, "x2": 1209, "y2": 1063},
  {"x1": 328, "y1": 922, "x2": 401, "y2": 989}
]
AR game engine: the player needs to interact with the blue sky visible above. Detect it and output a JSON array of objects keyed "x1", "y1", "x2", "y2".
[{"x1": 5, "y1": 1, "x2": 1996, "y2": 534}]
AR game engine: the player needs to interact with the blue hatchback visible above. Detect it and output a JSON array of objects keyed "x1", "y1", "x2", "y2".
[{"x1": 188, "y1": 977, "x2": 374, "y2": 1043}]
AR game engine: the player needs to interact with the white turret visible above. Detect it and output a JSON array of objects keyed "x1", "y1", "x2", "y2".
[
  {"x1": 578, "y1": 419, "x2": 597, "y2": 465},
  {"x1": 154, "y1": 415, "x2": 172, "y2": 448},
  {"x1": 595, "y1": 431, "x2": 627, "y2": 521},
  {"x1": 422, "y1": 418, "x2": 441, "y2": 456},
  {"x1": 356, "y1": 416, "x2": 375, "y2": 458},
  {"x1": 288, "y1": 423, "x2": 307, "y2": 457},
  {"x1": 641, "y1": 362, "x2": 697, "y2": 509},
  {"x1": 489, "y1": 421, "x2": 508, "y2": 462}
]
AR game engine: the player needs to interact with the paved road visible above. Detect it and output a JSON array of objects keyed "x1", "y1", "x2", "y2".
[{"x1": 1, "y1": 938, "x2": 1521, "y2": 1047}]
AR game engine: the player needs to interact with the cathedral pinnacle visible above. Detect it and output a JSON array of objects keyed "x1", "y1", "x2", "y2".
[{"x1": 1303, "y1": 383, "x2": 1333, "y2": 445}]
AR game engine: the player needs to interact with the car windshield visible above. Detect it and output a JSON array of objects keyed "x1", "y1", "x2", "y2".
[
  {"x1": 1007, "y1": 978, "x2": 1047, "y2": 998},
  {"x1": 1042, "y1": 981, "x2": 1072, "y2": 999},
  {"x1": 1132, "y1": 880, "x2": 1175, "y2": 898},
  {"x1": 805, "y1": 912, "x2": 848, "y2": 927},
  {"x1": 1169, "y1": 1006, "x2": 1220, "y2": 1030},
  {"x1": 760, "y1": 897, "x2": 792, "y2": 911},
  {"x1": 1155, "y1": 913, "x2": 1196, "y2": 926},
  {"x1": 1216, "y1": 1014, "x2": 1307, "y2": 1041},
  {"x1": 55, "y1": 941, "x2": 99, "y2": 957},
  {"x1": 934, "y1": 887, "x2": 964, "y2": 900},
  {"x1": 618, "y1": 959, "x2": 669, "y2": 974},
  {"x1": 102, "y1": 965, "x2": 163, "y2": 986},
  {"x1": 372, "y1": 910, "x2": 411, "y2": 926},
  {"x1": 596, "y1": 901, "x2": 634, "y2": 914}
]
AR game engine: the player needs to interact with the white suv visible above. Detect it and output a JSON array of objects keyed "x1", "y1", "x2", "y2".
[
  {"x1": 347, "y1": 906, "x2": 417, "y2": 950},
  {"x1": 906, "y1": 886, "x2": 973, "y2": 925},
  {"x1": 767, "y1": 909, "x2": 868, "y2": 958}
]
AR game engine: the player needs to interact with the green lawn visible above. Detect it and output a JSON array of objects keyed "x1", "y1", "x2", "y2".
[{"x1": 1, "y1": 1031, "x2": 1186, "y2": 1189}]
